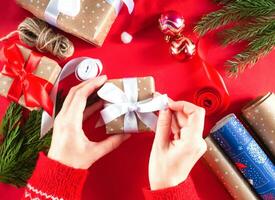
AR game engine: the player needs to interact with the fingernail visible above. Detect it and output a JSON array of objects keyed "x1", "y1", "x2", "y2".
[
  {"x1": 95, "y1": 75, "x2": 107, "y2": 82},
  {"x1": 99, "y1": 75, "x2": 107, "y2": 80}
]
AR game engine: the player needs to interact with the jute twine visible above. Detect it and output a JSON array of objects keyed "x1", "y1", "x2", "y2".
[{"x1": 18, "y1": 17, "x2": 74, "y2": 59}]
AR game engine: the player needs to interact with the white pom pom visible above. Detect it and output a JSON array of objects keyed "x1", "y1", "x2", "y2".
[{"x1": 121, "y1": 32, "x2": 133, "y2": 44}]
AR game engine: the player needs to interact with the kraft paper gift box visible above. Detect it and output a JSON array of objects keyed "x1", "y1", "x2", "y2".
[
  {"x1": 16, "y1": 0, "x2": 125, "y2": 46},
  {"x1": 97, "y1": 76, "x2": 168, "y2": 134},
  {"x1": 0, "y1": 44, "x2": 61, "y2": 113}
]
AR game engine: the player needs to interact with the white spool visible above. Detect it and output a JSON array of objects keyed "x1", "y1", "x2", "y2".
[{"x1": 75, "y1": 58, "x2": 103, "y2": 81}]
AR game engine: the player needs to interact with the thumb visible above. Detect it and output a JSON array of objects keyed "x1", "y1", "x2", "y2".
[
  {"x1": 154, "y1": 109, "x2": 172, "y2": 148},
  {"x1": 95, "y1": 134, "x2": 131, "y2": 159}
]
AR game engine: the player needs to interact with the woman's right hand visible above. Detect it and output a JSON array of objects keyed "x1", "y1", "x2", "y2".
[
  {"x1": 48, "y1": 76, "x2": 130, "y2": 169},
  {"x1": 148, "y1": 100, "x2": 207, "y2": 190}
]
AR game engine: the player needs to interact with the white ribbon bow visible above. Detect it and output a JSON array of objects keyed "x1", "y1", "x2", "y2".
[
  {"x1": 97, "y1": 78, "x2": 168, "y2": 132},
  {"x1": 45, "y1": 0, "x2": 134, "y2": 26}
]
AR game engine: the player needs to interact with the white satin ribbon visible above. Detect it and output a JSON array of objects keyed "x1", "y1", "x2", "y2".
[
  {"x1": 40, "y1": 57, "x2": 103, "y2": 137},
  {"x1": 44, "y1": 0, "x2": 134, "y2": 26},
  {"x1": 106, "y1": 0, "x2": 134, "y2": 15},
  {"x1": 44, "y1": 0, "x2": 81, "y2": 26},
  {"x1": 97, "y1": 78, "x2": 168, "y2": 132}
]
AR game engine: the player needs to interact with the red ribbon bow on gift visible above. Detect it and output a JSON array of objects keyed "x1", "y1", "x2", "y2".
[{"x1": 0, "y1": 42, "x2": 54, "y2": 115}]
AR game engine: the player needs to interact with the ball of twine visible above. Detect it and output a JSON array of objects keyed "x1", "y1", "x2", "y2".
[{"x1": 18, "y1": 17, "x2": 74, "y2": 59}]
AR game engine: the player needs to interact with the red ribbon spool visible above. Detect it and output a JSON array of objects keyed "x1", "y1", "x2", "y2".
[
  {"x1": 191, "y1": 41, "x2": 230, "y2": 115},
  {"x1": 195, "y1": 87, "x2": 227, "y2": 115}
]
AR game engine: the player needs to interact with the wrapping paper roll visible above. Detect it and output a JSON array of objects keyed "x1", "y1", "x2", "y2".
[
  {"x1": 242, "y1": 92, "x2": 275, "y2": 158},
  {"x1": 211, "y1": 114, "x2": 275, "y2": 200},
  {"x1": 204, "y1": 136, "x2": 259, "y2": 200}
]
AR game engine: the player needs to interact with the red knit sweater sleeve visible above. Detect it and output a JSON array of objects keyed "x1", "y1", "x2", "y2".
[
  {"x1": 143, "y1": 176, "x2": 200, "y2": 200},
  {"x1": 22, "y1": 152, "x2": 88, "y2": 200}
]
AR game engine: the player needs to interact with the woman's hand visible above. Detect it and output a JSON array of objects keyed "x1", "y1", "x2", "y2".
[
  {"x1": 149, "y1": 100, "x2": 207, "y2": 190},
  {"x1": 48, "y1": 75, "x2": 130, "y2": 169}
]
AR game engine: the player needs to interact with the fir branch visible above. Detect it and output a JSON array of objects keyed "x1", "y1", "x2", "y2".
[
  {"x1": 0, "y1": 104, "x2": 24, "y2": 186},
  {"x1": 214, "y1": 0, "x2": 234, "y2": 4},
  {"x1": 194, "y1": 0, "x2": 275, "y2": 36},
  {"x1": 1, "y1": 103, "x2": 22, "y2": 138},
  {"x1": 0, "y1": 88, "x2": 98, "y2": 187},
  {"x1": 195, "y1": 0, "x2": 275, "y2": 75},
  {"x1": 227, "y1": 31, "x2": 275, "y2": 75},
  {"x1": 0, "y1": 104, "x2": 52, "y2": 187},
  {"x1": 222, "y1": 18, "x2": 275, "y2": 45}
]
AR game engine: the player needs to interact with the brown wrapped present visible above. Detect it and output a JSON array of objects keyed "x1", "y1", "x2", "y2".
[
  {"x1": 97, "y1": 76, "x2": 168, "y2": 134},
  {"x1": 0, "y1": 44, "x2": 61, "y2": 114},
  {"x1": 16, "y1": 0, "x2": 129, "y2": 46}
]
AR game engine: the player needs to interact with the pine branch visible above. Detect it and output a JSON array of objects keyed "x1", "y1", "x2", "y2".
[
  {"x1": 0, "y1": 87, "x2": 99, "y2": 187},
  {"x1": 222, "y1": 18, "x2": 275, "y2": 45},
  {"x1": 0, "y1": 104, "x2": 52, "y2": 187},
  {"x1": 0, "y1": 103, "x2": 25, "y2": 186},
  {"x1": 1, "y1": 103, "x2": 22, "y2": 138},
  {"x1": 227, "y1": 31, "x2": 275, "y2": 75},
  {"x1": 214, "y1": 0, "x2": 234, "y2": 4},
  {"x1": 195, "y1": 0, "x2": 275, "y2": 75},
  {"x1": 194, "y1": 0, "x2": 275, "y2": 36}
]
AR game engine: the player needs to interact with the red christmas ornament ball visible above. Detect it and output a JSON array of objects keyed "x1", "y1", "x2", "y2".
[
  {"x1": 169, "y1": 36, "x2": 196, "y2": 61},
  {"x1": 159, "y1": 11, "x2": 185, "y2": 42}
]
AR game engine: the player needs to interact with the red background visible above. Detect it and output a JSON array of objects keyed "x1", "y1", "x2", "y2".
[{"x1": 0, "y1": 0, "x2": 275, "y2": 200}]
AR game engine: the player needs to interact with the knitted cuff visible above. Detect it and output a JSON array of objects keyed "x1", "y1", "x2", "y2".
[
  {"x1": 26, "y1": 152, "x2": 88, "y2": 200},
  {"x1": 143, "y1": 176, "x2": 199, "y2": 200}
]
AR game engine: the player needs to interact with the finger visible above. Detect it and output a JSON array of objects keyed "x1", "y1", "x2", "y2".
[
  {"x1": 95, "y1": 134, "x2": 131, "y2": 158},
  {"x1": 153, "y1": 92, "x2": 161, "y2": 97},
  {"x1": 169, "y1": 100, "x2": 205, "y2": 137},
  {"x1": 174, "y1": 111, "x2": 188, "y2": 127},
  {"x1": 164, "y1": 98, "x2": 180, "y2": 140},
  {"x1": 171, "y1": 113, "x2": 180, "y2": 140},
  {"x1": 169, "y1": 100, "x2": 200, "y2": 115},
  {"x1": 179, "y1": 108, "x2": 205, "y2": 138},
  {"x1": 169, "y1": 99, "x2": 189, "y2": 127},
  {"x1": 188, "y1": 108, "x2": 205, "y2": 137},
  {"x1": 155, "y1": 109, "x2": 172, "y2": 148},
  {"x1": 168, "y1": 98, "x2": 189, "y2": 124},
  {"x1": 179, "y1": 126, "x2": 193, "y2": 140},
  {"x1": 83, "y1": 100, "x2": 104, "y2": 121},
  {"x1": 65, "y1": 76, "x2": 107, "y2": 120},
  {"x1": 60, "y1": 77, "x2": 101, "y2": 114}
]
